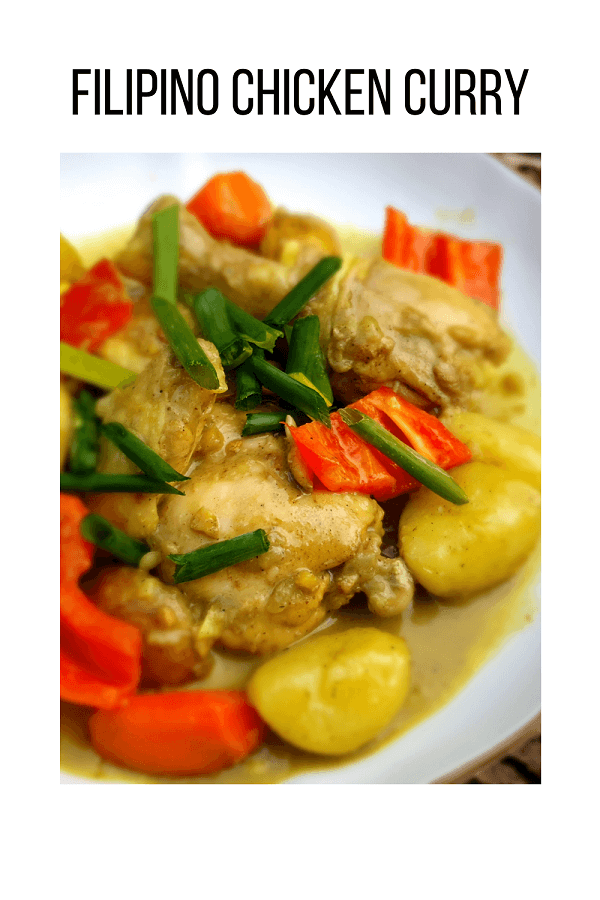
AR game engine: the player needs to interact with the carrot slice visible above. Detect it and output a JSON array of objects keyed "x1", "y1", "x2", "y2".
[
  {"x1": 186, "y1": 172, "x2": 272, "y2": 248},
  {"x1": 89, "y1": 691, "x2": 265, "y2": 775}
]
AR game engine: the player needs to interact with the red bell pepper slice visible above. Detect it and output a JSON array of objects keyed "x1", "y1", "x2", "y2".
[
  {"x1": 60, "y1": 494, "x2": 94, "y2": 583},
  {"x1": 289, "y1": 387, "x2": 471, "y2": 501},
  {"x1": 60, "y1": 579, "x2": 142, "y2": 709},
  {"x1": 60, "y1": 493, "x2": 142, "y2": 709},
  {"x1": 382, "y1": 205, "x2": 502, "y2": 310},
  {"x1": 60, "y1": 258, "x2": 133, "y2": 352},
  {"x1": 89, "y1": 690, "x2": 264, "y2": 775}
]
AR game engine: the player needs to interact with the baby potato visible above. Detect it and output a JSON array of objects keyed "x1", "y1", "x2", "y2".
[
  {"x1": 399, "y1": 461, "x2": 540, "y2": 598},
  {"x1": 441, "y1": 411, "x2": 540, "y2": 490},
  {"x1": 247, "y1": 627, "x2": 411, "y2": 755},
  {"x1": 60, "y1": 381, "x2": 74, "y2": 470},
  {"x1": 60, "y1": 234, "x2": 85, "y2": 284}
]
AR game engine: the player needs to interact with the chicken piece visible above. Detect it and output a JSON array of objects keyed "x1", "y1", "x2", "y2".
[
  {"x1": 86, "y1": 567, "x2": 211, "y2": 685},
  {"x1": 88, "y1": 346, "x2": 226, "y2": 539},
  {"x1": 117, "y1": 197, "x2": 509, "y2": 411},
  {"x1": 304, "y1": 257, "x2": 511, "y2": 409},
  {"x1": 116, "y1": 196, "x2": 298, "y2": 320},
  {"x1": 150, "y1": 428, "x2": 413, "y2": 655},
  {"x1": 259, "y1": 208, "x2": 341, "y2": 274}
]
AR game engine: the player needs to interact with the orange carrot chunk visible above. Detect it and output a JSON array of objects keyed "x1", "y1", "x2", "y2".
[
  {"x1": 186, "y1": 172, "x2": 272, "y2": 248},
  {"x1": 89, "y1": 691, "x2": 265, "y2": 775}
]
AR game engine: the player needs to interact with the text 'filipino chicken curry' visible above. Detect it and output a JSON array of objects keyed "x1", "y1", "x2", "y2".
[{"x1": 60, "y1": 170, "x2": 541, "y2": 783}]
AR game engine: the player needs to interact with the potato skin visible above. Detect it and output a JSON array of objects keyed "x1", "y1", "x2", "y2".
[
  {"x1": 247, "y1": 627, "x2": 411, "y2": 755},
  {"x1": 440, "y1": 411, "x2": 541, "y2": 490},
  {"x1": 399, "y1": 461, "x2": 541, "y2": 598}
]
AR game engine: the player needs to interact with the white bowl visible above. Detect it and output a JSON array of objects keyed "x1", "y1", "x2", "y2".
[{"x1": 60, "y1": 153, "x2": 540, "y2": 784}]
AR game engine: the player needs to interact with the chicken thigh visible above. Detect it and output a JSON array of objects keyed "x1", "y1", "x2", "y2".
[{"x1": 150, "y1": 420, "x2": 414, "y2": 656}]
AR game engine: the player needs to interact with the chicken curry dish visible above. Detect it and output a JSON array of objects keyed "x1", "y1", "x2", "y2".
[{"x1": 60, "y1": 170, "x2": 541, "y2": 782}]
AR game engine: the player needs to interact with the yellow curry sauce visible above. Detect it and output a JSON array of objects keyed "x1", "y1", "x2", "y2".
[{"x1": 60, "y1": 223, "x2": 540, "y2": 784}]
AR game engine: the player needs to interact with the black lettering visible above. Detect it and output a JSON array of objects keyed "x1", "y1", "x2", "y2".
[
  {"x1": 137, "y1": 70, "x2": 157, "y2": 114},
  {"x1": 258, "y1": 69, "x2": 279, "y2": 115},
  {"x1": 104, "y1": 70, "x2": 123, "y2": 114},
  {"x1": 505, "y1": 68, "x2": 528, "y2": 114},
  {"x1": 160, "y1": 70, "x2": 167, "y2": 115},
  {"x1": 233, "y1": 69, "x2": 253, "y2": 115},
  {"x1": 455, "y1": 69, "x2": 476, "y2": 114},
  {"x1": 294, "y1": 70, "x2": 314, "y2": 115},
  {"x1": 405, "y1": 69, "x2": 425, "y2": 115},
  {"x1": 171, "y1": 69, "x2": 193, "y2": 114},
  {"x1": 126, "y1": 69, "x2": 132, "y2": 115},
  {"x1": 430, "y1": 69, "x2": 451, "y2": 115},
  {"x1": 94, "y1": 69, "x2": 101, "y2": 115},
  {"x1": 368, "y1": 69, "x2": 390, "y2": 114},
  {"x1": 318, "y1": 69, "x2": 341, "y2": 114},
  {"x1": 480, "y1": 69, "x2": 501, "y2": 114},
  {"x1": 72, "y1": 69, "x2": 91, "y2": 114},
  {"x1": 197, "y1": 70, "x2": 218, "y2": 114},
  {"x1": 284, "y1": 69, "x2": 290, "y2": 115},
  {"x1": 345, "y1": 69, "x2": 364, "y2": 115}
]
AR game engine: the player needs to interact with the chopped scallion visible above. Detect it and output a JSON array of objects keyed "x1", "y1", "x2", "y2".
[
  {"x1": 101, "y1": 422, "x2": 189, "y2": 482},
  {"x1": 264, "y1": 256, "x2": 342, "y2": 328},
  {"x1": 235, "y1": 358, "x2": 263, "y2": 411},
  {"x1": 152, "y1": 205, "x2": 179, "y2": 305},
  {"x1": 192, "y1": 289, "x2": 252, "y2": 369},
  {"x1": 80, "y1": 514, "x2": 150, "y2": 566},
  {"x1": 69, "y1": 391, "x2": 100, "y2": 475},
  {"x1": 60, "y1": 472, "x2": 185, "y2": 495},
  {"x1": 242, "y1": 412, "x2": 287, "y2": 436},
  {"x1": 150, "y1": 296, "x2": 220, "y2": 390},
  {"x1": 60, "y1": 343, "x2": 136, "y2": 391},
  {"x1": 250, "y1": 355, "x2": 331, "y2": 428},
  {"x1": 169, "y1": 529, "x2": 270, "y2": 583},
  {"x1": 337, "y1": 408, "x2": 468, "y2": 505},
  {"x1": 286, "y1": 315, "x2": 333, "y2": 405}
]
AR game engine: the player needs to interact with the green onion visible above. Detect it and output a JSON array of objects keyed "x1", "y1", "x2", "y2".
[
  {"x1": 250, "y1": 355, "x2": 331, "y2": 428},
  {"x1": 224, "y1": 298, "x2": 283, "y2": 351},
  {"x1": 264, "y1": 256, "x2": 342, "y2": 327},
  {"x1": 286, "y1": 315, "x2": 333, "y2": 405},
  {"x1": 235, "y1": 358, "x2": 263, "y2": 410},
  {"x1": 150, "y1": 296, "x2": 220, "y2": 390},
  {"x1": 101, "y1": 422, "x2": 189, "y2": 482},
  {"x1": 69, "y1": 391, "x2": 100, "y2": 475},
  {"x1": 169, "y1": 529, "x2": 270, "y2": 584},
  {"x1": 60, "y1": 343, "x2": 136, "y2": 391},
  {"x1": 242, "y1": 412, "x2": 287, "y2": 436},
  {"x1": 152, "y1": 205, "x2": 179, "y2": 305},
  {"x1": 80, "y1": 514, "x2": 150, "y2": 566},
  {"x1": 337, "y1": 408, "x2": 468, "y2": 505},
  {"x1": 60, "y1": 472, "x2": 185, "y2": 495},
  {"x1": 192, "y1": 289, "x2": 252, "y2": 369}
]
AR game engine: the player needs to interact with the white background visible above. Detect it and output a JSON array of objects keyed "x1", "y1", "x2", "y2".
[{"x1": 3, "y1": 1, "x2": 599, "y2": 898}]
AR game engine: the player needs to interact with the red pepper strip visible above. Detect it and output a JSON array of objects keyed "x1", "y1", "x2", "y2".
[
  {"x1": 60, "y1": 494, "x2": 94, "y2": 583},
  {"x1": 444, "y1": 238, "x2": 502, "y2": 309},
  {"x1": 382, "y1": 206, "x2": 502, "y2": 310},
  {"x1": 357, "y1": 386, "x2": 472, "y2": 470},
  {"x1": 89, "y1": 691, "x2": 265, "y2": 775},
  {"x1": 60, "y1": 580, "x2": 142, "y2": 709},
  {"x1": 289, "y1": 387, "x2": 471, "y2": 501},
  {"x1": 60, "y1": 493, "x2": 142, "y2": 709},
  {"x1": 186, "y1": 172, "x2": 273, "y2": 248},
  {"x1": 60, "y1": 258, "x2": 133, "y2": 353}
]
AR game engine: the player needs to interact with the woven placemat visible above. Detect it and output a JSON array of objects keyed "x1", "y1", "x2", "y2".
[{"x1": 439, "y1": 153, "x2": 541, "y2": 785}]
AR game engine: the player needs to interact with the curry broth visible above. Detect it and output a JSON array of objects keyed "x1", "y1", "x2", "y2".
[{"x1": 60, "y1": 222, "x2": 540, "y2": 784}]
